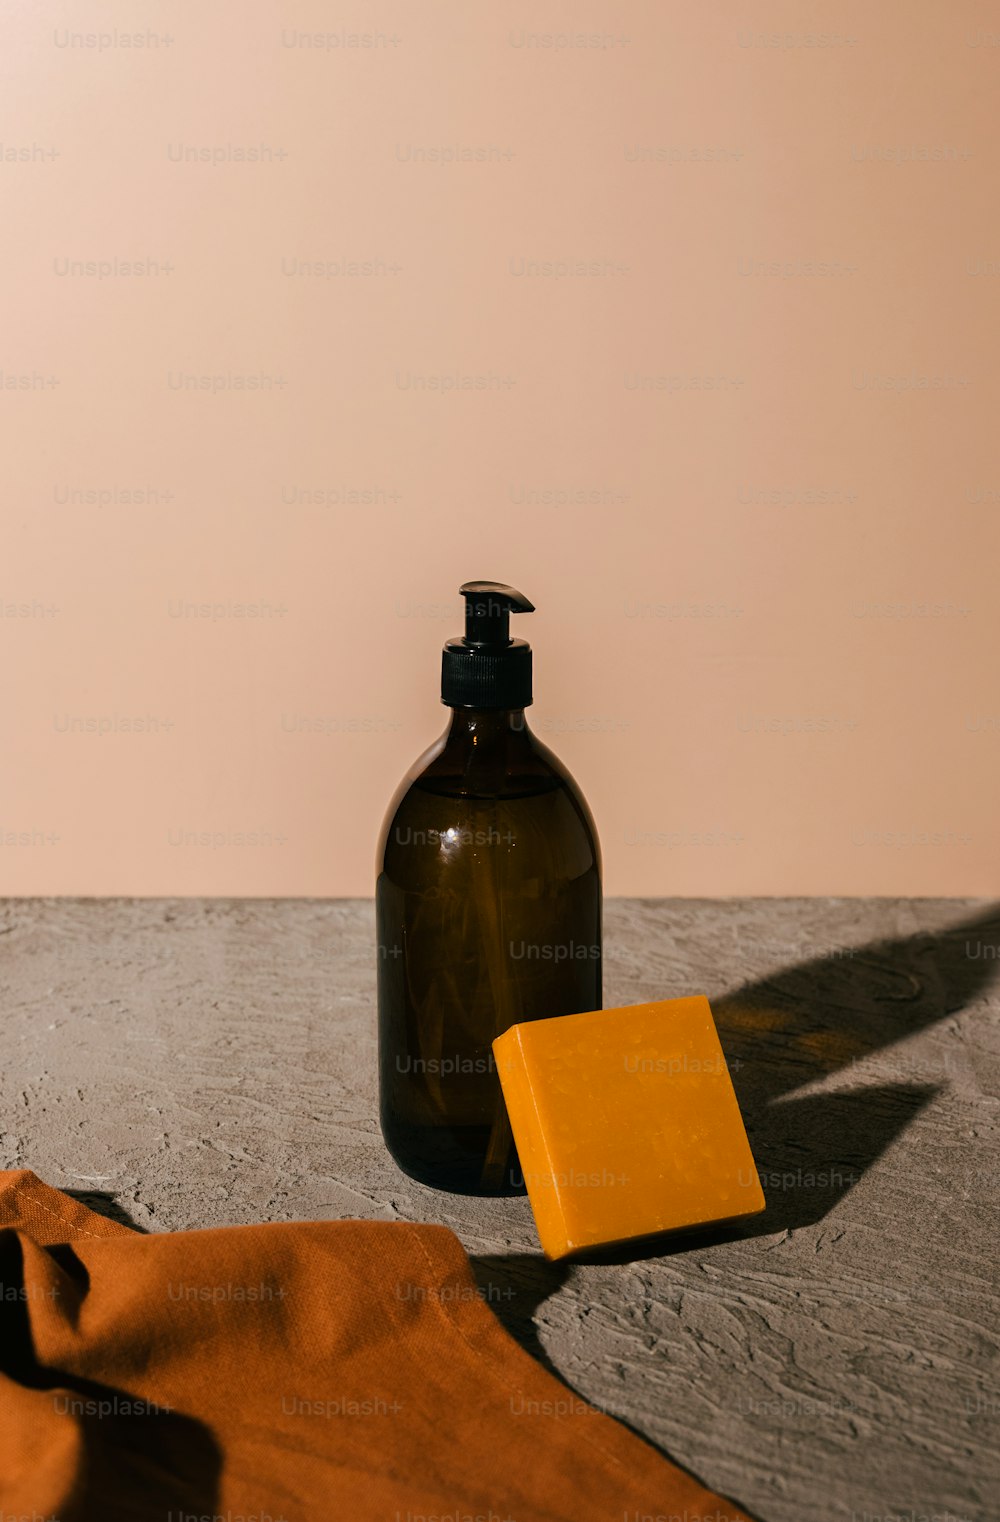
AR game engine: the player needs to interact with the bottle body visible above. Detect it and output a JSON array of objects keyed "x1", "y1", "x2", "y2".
[{"x1": 377, "y1": 709, "x2": 601, "y2": 1193}]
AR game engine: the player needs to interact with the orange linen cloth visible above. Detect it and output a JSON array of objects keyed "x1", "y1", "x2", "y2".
[{"x1": 0, "y1": 1169, "x2": 754, "y2": 1521}]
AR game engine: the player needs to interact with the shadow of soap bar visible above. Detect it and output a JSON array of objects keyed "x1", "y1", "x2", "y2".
[{"x1": 493, "y1": 996, "x2": 766, "y2": 1260}]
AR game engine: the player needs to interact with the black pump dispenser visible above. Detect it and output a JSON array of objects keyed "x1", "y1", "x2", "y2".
[{"x1": 441, "y1": 580, "x2": 535, "y2": 710}]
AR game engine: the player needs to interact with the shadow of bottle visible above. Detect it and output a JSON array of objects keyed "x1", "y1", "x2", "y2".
[{"x1": 581, "y1": 900, "x2": 1000, "y2": 1263}]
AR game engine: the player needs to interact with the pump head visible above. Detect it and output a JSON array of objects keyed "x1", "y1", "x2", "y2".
[{"x1": 441, "y1": 581, "x2": 535, "y2": 709}]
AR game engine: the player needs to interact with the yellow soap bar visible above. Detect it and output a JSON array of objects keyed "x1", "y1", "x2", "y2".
[{"x1": 493, "y1": 996, "x2": 765, "y2": 1259}]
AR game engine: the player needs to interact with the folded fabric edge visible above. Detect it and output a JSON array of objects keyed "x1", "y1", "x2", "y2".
[{"x1": 0, "y1": 1169, "x2": 134, "y2": 1244}]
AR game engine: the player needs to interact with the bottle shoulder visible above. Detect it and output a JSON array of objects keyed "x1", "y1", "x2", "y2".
[
  {"x1": 376, "y1": 717, "x2": 601, "y2": 874},
  {"x1": 524, "y1": 731, "x2": 602, "y2": 867},
  {"x1": 375, "y1": 730, "x2": 447, "y2": 859},
  {"x1": 405, "y1": 719, "x2": 585, "y2": 799}
]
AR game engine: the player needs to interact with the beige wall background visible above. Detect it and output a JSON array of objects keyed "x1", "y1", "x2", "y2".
[{"x1": 3, "y1": 2, "x2": 999, "y2": 897}]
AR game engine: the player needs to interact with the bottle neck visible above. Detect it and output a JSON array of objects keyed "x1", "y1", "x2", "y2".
[{"x1": 444, "y1": 707, "x2": 529, "y2": 744}]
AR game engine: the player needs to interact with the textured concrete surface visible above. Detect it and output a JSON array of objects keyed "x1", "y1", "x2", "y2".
[{"x1": 1, "y1": 897, "x2": 998, "y2": 1522}]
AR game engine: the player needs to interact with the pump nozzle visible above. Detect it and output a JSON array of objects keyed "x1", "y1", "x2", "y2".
[
  {"x1": 459, "y1": 581, "x2": 535, "y2": 648},
  {"x1": 442, "y1": 581, "x2": 535, "y2": 709}
]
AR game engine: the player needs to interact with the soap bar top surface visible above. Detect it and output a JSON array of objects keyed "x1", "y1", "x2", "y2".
[{"x1": 493, "y1": 995, "x2": 765, "y2": 1259}]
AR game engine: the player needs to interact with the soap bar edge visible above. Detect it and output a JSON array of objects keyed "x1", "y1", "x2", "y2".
[{"x1": 492, "y1": 1024, "x2": 570, "y2": 1259}]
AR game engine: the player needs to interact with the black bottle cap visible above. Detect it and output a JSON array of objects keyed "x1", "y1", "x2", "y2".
[{"x1": 441, "y1": 581, "x2": 535, "y2": 709}]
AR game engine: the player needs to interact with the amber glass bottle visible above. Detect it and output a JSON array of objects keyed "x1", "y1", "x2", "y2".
[{"x1": 377, "y1": 582, "x2": 602, "y2": 1194}]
